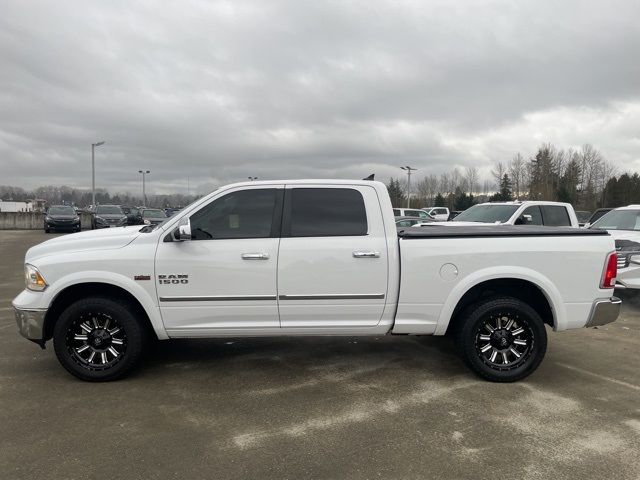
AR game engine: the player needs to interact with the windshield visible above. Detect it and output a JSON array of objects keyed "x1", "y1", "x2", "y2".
[
  {"x1": 591, "y1": 210, "x2": 640, "y2": 231},
  {"x1": 142, "y1": 209, "x2": 166, "y2": 218},
  {"x1": 96, "y1": 205, "x2": 123, "y2": 215},
  {"x1": 453, "y1": 204, "x2": 519, "y2": 223},
  {"x1": 48, "y1": 206, "x2": 75, "y2": 215}
]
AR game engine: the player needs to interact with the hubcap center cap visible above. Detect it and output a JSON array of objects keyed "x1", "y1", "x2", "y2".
[
  {"x1": 490, "y1": 329, "x2": 512, "y2": 350},
  {"x1": 88, "y1": 329, "x2": 111, "y2": 349}
]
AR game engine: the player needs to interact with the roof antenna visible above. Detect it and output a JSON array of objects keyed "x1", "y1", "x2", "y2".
[{"x1": 363, "y1": 174, "x2": 375, "y2": 181}]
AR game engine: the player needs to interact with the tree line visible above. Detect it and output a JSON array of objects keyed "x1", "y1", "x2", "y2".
[
  {"x1": 0, "y1": 184, "x2": 199, "y2": 209},
  {"x1": 388, "y1": 143, "x2": 636, "y2": 212}
]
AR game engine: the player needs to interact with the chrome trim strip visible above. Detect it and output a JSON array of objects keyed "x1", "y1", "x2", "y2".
[
  {"x1": 278, "y1": 294, "x2": 385, "y2": 300},
  {"x1": 159, "y1": 295, "x2": 277, "y2": 302}
]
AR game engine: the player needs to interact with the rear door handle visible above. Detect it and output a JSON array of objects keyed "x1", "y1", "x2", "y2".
[
  {"x1": 241, "y1": 253, "x2": 270, "y2": 260},
  {"x1": 352, "y1": 251, "x2": 380, "y2": 258}
]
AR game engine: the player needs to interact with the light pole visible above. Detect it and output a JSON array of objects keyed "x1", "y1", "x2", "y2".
[
  {"x1": 138, "y1": 170, "x2": 150, "y2": 207},
  {"x1": 400, "y1": 166, "x2": 417, "y2": 208},
  {"x1": 91, "y1": 141, "x2": 105, "y2": 207}
]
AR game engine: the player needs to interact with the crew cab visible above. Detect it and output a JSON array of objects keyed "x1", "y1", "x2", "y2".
[
  {"x1": 435, "y1": 201, "x2": 579, "y2": 227},
  {"x1": 13, "y1": 180, "x2": 620, "y2": 382}
]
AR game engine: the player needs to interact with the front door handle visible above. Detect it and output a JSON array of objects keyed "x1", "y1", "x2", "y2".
[
  {"x1": 353, "y1": 251, "x2": 380, "y2": 258},
  {"x1": 241, "y1": 253, "x2": 270, "y2": 260}
]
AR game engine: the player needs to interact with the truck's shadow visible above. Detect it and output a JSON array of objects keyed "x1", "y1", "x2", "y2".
[{"x1": 142, "y1": 334, "x2": 464, "y2": 380}]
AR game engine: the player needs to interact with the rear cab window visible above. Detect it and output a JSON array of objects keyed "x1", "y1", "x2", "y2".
[
  {"x1": 285, "y1": 188, "x2": 368, "y2": 237},
  {"x1": 541, "y1": 205, "x2": 571, "y2": 226}
]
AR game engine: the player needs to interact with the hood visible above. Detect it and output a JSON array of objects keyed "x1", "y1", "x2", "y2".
[
  {"x1": 95, "y1": 213, "x2": 126, "y2": 219},
  {"x1": 438, "y1": 221, "x2": 503, "y2": 227},
  {"x1": 599, "y1": 229, "x2": 640, "y2": 242},
  {"x1": 26, "y1": 225, "x2": 143, "y2": 262},
  {"x1": 46, "y1": 214, "x2": 78, "y2": 220}
]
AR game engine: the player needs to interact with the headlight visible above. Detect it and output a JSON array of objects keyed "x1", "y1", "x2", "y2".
[
  {"x1": 119, "y1": 217, "x2": 127, "y2": 224},
  {"x1": 95, "y1": 216, "x2": 106, "y2": 223},
  {"x1": 45, "y1": 216, "x2": 52, "y2": 222},
  {"x1": 25, "y1": 264, "x2": 47, "y2": 291}
]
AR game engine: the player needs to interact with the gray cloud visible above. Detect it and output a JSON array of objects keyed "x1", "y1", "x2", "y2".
[{"x1": 1, "y1": 0, "x2": 639, "y2": 195}]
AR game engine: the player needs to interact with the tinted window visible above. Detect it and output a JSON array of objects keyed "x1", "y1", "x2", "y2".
[
  {"x1": 516, "y1": 206, "x2": 543, "y2": 225},
  {"x1": 142, "y1": 209, "x2": 166, "y2": 218},
  {"x1": 435, "y1": 208, "x2": 447, "y2": 215},
  {"x1": 48, "y1": 206, "x2": 75, "y2": 215},
  {"x1": 96, "y1": 205, "x2": 123, "y2": 214},
  {"x1": 591, "y1": 209, "x2": 640, "y2": 231},
  {"x1": 542, "y1": 206, "x2": 571, "y2": 226},
  {"x1": 289, "y1": 188, "x2": 367, "y2": 237},
  {"x1": 393, "y1": 209, "x2": 401, "y2": 217},
  {"x1": 454, "y1": 204, "x2": 519, "y2": 223},
  {"x1": 190, "y1": 189, "x2": 278, "y2": 240}
]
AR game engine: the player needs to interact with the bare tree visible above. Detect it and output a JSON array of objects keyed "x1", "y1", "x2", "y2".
[
  {"x1": 508, "y1": 153, "x2": 525, "y2": 199},
  {"x1": 491, "y1": 161, "x2": 506, "y2": 190},
  {"x1": 464, "y1": 166, "x2": 479, "y2": 195}
]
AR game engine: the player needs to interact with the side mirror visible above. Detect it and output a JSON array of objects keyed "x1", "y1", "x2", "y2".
[{"x1": 173, "y1": 218, "x2": 192, "y2": 241}]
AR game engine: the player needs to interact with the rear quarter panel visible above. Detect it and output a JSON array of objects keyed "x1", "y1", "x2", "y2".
[{"x1": 394, "y1": 234, "x2": 615, "y2": 335}]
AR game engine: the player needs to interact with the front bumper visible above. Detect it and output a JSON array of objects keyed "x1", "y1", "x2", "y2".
[
  {"x1": 14, "y1": 307, "x2": 47, "y2": 344},
  {"x1": 46, "y1": 221, "x2": 80, "y2": 230},
  {"x1": 585, "y1": 297, "x2": 621, "y2": 328}
]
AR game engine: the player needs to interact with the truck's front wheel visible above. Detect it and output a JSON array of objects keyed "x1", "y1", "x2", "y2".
[
  {"x1": 53, "y1": 296, "x2": 146, "y2": 381},
  {"x1": 456, "y1": 296, "x2": 547, "y2": 382}
]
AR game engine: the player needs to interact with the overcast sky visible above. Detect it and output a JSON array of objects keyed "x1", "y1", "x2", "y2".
[{"x1": 1, "y1": 0, "x2": 639, "y2": 195}]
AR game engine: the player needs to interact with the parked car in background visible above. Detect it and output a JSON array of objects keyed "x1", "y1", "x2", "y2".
[
  {"x1": 164, "y1": 207, "x2": 181, "y2": 217},
  {"x1": 423, "y1": 207, "x2": 450, "y2": 221},
  {"x1": 575, "y1": 211, "x2": 591, "y2": 227},
  {"x1": 589, "y1": 205, "x2": 640, "y2": 289},
  {"x1": 393, "y1": 208, "x2": 433, "y2": 220},
  {"x1": 91, "y1": 205, "x2": 128, "y2": 229},
  {"x1": 140, "y1": 208, "x2": 167, "y2": 226},
  {"x1": 395, "y1": 216, "x2": 426, "y2": 229},
  {"x1": 44, "y1": 205, "x2": 81, "y2": 233},
  {"x1": 121, "y1": 206, "x2": 143, "y2": 225},
  {"x1": 584, "y1": 208, "x2": 613, "y2": 228},
  {"x1": 443, "y1": 201, "x2": 579, "y2": 227},
  {"x1": 448, "y1": 210, "x2": 462, "y2": 221}
]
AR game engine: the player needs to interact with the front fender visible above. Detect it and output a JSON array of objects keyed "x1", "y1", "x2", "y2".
[
  {"x1": 433, "y1": 266, "x2": 565, "y2": 335},
  {"x1": 43, "y1": 271, "x2": 167, "y2": 340}
]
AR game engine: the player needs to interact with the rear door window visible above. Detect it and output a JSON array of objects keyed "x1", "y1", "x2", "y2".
[
  {"x1": 287, "y1": 188, "x2": 368, "y2": 237},
  {"x1": 541, "y1": 206, "x2": 571, "y2": 226},
  {"x1": 518, "y1": 206, "x2": 543, "y2": 225}
]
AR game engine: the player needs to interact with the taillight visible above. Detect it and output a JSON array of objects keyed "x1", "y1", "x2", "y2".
[{"x1": 600, "y1": 252, "x2": 617, "y2": 289}]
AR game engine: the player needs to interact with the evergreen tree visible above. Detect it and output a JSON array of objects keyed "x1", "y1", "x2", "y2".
[
  {"x1": 434, "y1": 193, "x2": 446, "y2": 207},
  {"x1": 490, "y1": 174, "x2": 513, "y2": 201},
  {"x1": 386, "y1": 177, "x2": 405, "y2": 208}
]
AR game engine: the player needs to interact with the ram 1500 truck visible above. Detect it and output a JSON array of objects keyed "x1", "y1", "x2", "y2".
[{"x1": 13, "y1": 180, "x2": 621, "y2": 382}]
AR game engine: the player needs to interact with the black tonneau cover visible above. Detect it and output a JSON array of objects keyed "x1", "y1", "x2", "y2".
[{"x1": 398, "y1": 225, "x2": 609, "y2": 238}]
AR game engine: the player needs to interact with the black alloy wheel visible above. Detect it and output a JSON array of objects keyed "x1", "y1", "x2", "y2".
[
  {"x1": 456, "y1": 296, "x2": 547, "y2": 382},
  {"x1": 53, "y1": 296, "x2": 147, "y2": 381}
]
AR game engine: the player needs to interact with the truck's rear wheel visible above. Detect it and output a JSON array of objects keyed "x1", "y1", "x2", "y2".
[
  {"x1": 53, "y1": 296, "x2": 146, "y2": 381},
  {"x1": 456, "y1": 296, "x2": 547, "y2": 382}
]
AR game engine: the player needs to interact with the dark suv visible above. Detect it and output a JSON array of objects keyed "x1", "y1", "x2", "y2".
[
  {"x1": 44, "y1": 205, "x2": 81, "y2": 233},
  {"x1": 91, "y1": 205, "x2": 128, "y2": 229}
]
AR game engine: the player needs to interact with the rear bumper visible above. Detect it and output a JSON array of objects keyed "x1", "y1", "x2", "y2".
[
  {"x1": 585, "y1": 297, "x2": 621, "y2": 328},
  {"x1": 14, "y1": 307, "x2": 47, "y2": 344}
]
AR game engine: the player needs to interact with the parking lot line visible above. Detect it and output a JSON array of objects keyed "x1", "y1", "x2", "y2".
[{"x1": 556, "y1": 362, "x2": 640, "y2": 392}]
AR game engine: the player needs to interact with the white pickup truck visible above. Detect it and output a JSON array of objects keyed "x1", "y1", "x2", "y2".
[
  {"x1": 13, "y1": 180, "x2": 620, "y2": 382},
  {"x1": 440, "y1": 201, "x2": 580, "y2": 227}
]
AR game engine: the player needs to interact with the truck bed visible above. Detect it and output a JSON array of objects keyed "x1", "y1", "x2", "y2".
[{"x1": 397, "y1": 225, "x2": 609, "y2": 238}]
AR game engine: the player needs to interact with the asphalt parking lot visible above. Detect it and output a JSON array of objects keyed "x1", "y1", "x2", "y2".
[{"x1": 1, "y1": 230, "x2": 639, "y2": 480}]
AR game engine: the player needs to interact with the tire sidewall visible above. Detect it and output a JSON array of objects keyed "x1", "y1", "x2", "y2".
[
  {"x1": 53, "y1": 297, "x2": 145, "y2": 381},
  {"x1": 457, "y1": 297, "x2": 548, "y2": 382}
]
